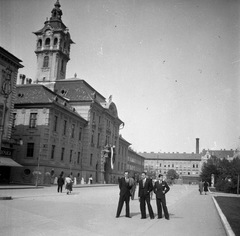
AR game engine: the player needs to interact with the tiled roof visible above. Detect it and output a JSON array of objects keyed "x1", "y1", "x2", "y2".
[
  {"x1": 139, "y1": 152, "x2": 202, "y2": 161},
  {"x1": 54, "y1": 79, "x2": 105, "y2": 102},
  {"x1": 15, "y1": 84, "x2": 87, "y2": 122},
  {"x1": 15, "y1": 84, "x2": 64, "y2": 104},
  {"x1": 202, "y1": 149, "x2": 235, "y2": 158}
]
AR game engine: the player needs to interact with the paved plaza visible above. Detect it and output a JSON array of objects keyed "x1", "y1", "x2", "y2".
[{"x1": 0, "y1": 184, "x2": 228, "y2": 236}]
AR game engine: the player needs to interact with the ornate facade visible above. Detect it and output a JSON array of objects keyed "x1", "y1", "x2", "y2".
[
  {"x1": 0, "y1": 47, "x2": 23, "y2": 183},
  {"x1": 9, "y1": 1, "x2": 145, "y2": 185}
]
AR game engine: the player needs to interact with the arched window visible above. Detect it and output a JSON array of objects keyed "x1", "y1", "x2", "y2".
[
  {"x1": 45, "y1": 38, "x2": 50, "y2": 46},
  {"x1": 37, "y1": 39, "x2": 42, "y2": 48},
  {"x1": 43, "y1": 56, "x2": 49, "y2": 67},
  {"x1": 53, "y1": 38, "x2": 58, "y2": 46}
]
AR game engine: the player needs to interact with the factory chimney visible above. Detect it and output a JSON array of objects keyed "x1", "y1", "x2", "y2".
[{"x1": 196, "y1": 138, "x2": 199, "y2": 154}]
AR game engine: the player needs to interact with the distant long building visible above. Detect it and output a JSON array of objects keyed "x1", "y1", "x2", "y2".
[{"x1": 139, "y1": 138, "x2": 237, "y2": 184}]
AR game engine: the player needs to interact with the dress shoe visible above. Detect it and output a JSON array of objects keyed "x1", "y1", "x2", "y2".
[
  {"x1": 150, "y1": 217, "x2": 155, "y2": 219},
  {"x1": 165, "y1": 218, "x2": 170, "y2": 220},
  {"x1": 125, "y1": 216, "x2": 131, "y2": 218},
  {"x1": 141, "y1": 217, "x2": 146, "y2": 219},
  {"x1": 158, "y1": 217, "x2": 163, "y2": 219},
  {"x1": 116, "y1": 216, "x2": 119, "y2": 218}
]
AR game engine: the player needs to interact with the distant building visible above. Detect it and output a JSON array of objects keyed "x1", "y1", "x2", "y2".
[
  {"x1": 127, "y1": 148, "x2": 145, "y2": 181},
  {"x1": 140, "y1": 151, "x2": 201, "y2": 184},
  {"x1": 140, "y1": 138, "x2": 237, "y2": 184},
  {"x1": 201, "y1": 149, "x2": 236, "y2": 163}
]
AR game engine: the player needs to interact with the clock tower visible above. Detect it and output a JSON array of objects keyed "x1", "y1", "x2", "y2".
[{"x1": 33, "y1": 0, "x2": 74, "y2": 90}]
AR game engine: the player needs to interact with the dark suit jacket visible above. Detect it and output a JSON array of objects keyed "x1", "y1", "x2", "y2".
[
  {"x1": 153, "y1": 180, "x2": 170, "y2": 199},
  {"x1": 138, "y1": 178, "x2": 153, "y2": 198},
  {"x1": 119, "y1": 177, "x2": 132, "y2": 197}
]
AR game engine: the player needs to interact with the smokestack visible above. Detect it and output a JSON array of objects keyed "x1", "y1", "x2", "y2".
[{"x1": 196, "y1": 138, "x2": 199, "y2": 154}]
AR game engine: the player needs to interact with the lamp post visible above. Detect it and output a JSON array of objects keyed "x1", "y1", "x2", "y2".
[{"x1": 35, "y1": 155, "x2": 40, "y2": 188}]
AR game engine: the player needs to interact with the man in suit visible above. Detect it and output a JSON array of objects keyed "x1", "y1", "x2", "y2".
[
  {"x1": 138, "y1": 172, "x2": 154, "y2": 219},
  {"x1": 153, "y1": 174, "x2": 170, "y2": 220},
  {"x1": 116, "y1": 170, "x2": 132, "y2": 218}
]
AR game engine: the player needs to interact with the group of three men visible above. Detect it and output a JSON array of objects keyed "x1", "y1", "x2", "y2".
[{"x1": 116, "y1": 171, "x2": 170, "y2": 220}]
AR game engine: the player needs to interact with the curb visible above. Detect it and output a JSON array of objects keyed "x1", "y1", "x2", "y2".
[
  {"x1": 0, "y1": 184, "x2": 117, "y2": 200},
  {"x1": 212, "y1": 196, "x2": 235, "y2": 236}
]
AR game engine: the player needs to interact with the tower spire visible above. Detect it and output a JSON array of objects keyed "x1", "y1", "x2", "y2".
[
  {"x1": 50, "y1": 0, "x2": 62, "y2": 21},
  {"x1": 33, "y1": 0, "x2": 74, "y2": 87}
]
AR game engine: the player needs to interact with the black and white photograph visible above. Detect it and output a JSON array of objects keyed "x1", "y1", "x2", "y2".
[{"x1": 0, "y1": 0, "x2": 240, "y2": 235}]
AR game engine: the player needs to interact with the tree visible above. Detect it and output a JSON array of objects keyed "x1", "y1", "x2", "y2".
[
  {"x1": 166, "y1": 169, "x2": 179, "y2": 181},
  {"x1": 200, "y1": 160, "x2": 218, "y2": 185},
  {"x1": 201, "y1": 156, "x2": 240, "y2": 193}
]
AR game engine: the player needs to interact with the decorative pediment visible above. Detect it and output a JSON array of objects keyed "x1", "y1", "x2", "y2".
[{"x1": 108, "y1": 103, "x2": 118, "y2": 117}]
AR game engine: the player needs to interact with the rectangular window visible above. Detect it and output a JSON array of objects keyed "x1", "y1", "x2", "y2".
[
  {"x1": 79, "y1": 127, "x2": 82, "y2": 141},
  {"x1": 69, "y1": 150, "x2": 73, "y2": 163},
  {"x1": 61, "y1": 148, "x2": 65, "y2": 161},
  {"x1": 92, "y1": 112, "x2": 95, "y2": 122},
  {"x1": 29, "y1": 113, "x2": 37, "y2": 128},
  {"x1": 27, "y1": 143, "x2": 34, "y2": 157},
  {"x1": 53, "y1": 115, "x2": 58, "y2": 131},
  {"x1": 97, "y1": 133, "x2": 100, "y2": 147},
  {"x1": 77, "y1": 152, "x2": 80, "y2": 164},
  {"x1": 63, "y1": 120, "x2": 67, "y2": 135},
  {"x1": 90, "y1": 154, "x2": 93, "y2": 166},
  {"x1": 71, "y1": 124, "x2": 75, "y2": 138},
  {"x1": 91, "y1": 130, "x2": 94, "y2": 144},
  {"x1": 51, "y1": 145, "x2": 55, "y2": 159},
  {"x1": 12, "y1": 113, "x2": 17, "y2": 128}
]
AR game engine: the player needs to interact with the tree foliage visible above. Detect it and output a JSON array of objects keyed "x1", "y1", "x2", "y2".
[
  {"x1": 166, "y1": 169, "x2": 179, "y2": 180},
  {"x1": 200, "y1": 156, "x2": 240, "y2": 193}
]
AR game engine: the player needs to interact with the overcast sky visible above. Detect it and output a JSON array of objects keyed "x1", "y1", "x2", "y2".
[{"x1": 1, "y1": 0, "x2": 240, "y2": 153}]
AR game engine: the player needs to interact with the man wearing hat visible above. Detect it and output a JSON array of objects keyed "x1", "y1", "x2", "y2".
[{"x1": 153, "y1": 174, "x2": 170, "y2": 220}]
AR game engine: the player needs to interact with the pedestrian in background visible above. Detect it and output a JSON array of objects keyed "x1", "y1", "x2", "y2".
[
  {"x1": 116, "y1": 170, "x2": 132, "y2": 218},
  {"x1": 65, "y1": 175, "x2": 73, "y2": 194},
  {"x1": 203, "y1": 180, "x2": 209, "y2": 195},
  {"x1": 130, "y1": 176, "x2": 136, "y2": 200},
  {"x1": 57, "y1": 174, "x2": 64, "y2": 193},
  {"x1": 153, "y1": 174, "x2": 170, "y2": 220},
  {"x1": 138, "y1": 172, "x2": 154, "y2": 219},
  {"x1": 89, "y1": 175, "x2": 93, "y2": 184},
  {"x1": 198, "y1": 179, "x2": 203, "y2": 195},
  {"x1": 150, "y1": 177, "x2": 156, "y2": 200}
]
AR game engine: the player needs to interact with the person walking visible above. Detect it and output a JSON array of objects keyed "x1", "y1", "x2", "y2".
[
  {"x1": 65, "y1": 175, "x2": 73, "y2": 194},
  {"x1": 198, "y1": 179, "x2": 203, "y2": 195},
  {"x1": 153, "y1": 174, "x2": 170, "y2": 220},
  {"x1": 203, "y1": 180, "x2": 209, "y2": 195},
  {"x1": 57, "y1": 174, "x2": 64, "y2": 193},
  {"x1": 116, "y1": 171, "x2": 132, "y2": 218},
  {"x1": 138, "y1": 172, "x2": 154, "y2": 219}
]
